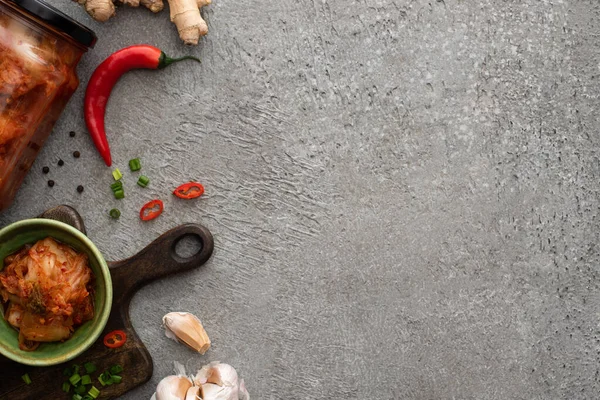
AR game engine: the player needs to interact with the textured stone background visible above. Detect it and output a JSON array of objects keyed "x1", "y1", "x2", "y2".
[{"x1": 2, "y1": 0, "x2": 600, "y2": 398}]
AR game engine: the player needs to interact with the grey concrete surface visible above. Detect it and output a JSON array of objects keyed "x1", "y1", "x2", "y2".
[{"x1": 2, "y1": 0, "x2": 600, "y2": 398}]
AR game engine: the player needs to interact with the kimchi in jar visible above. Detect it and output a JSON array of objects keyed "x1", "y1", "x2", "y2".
[{"x1": 0, "y1": 0, "x2": 96, "y2": 211}]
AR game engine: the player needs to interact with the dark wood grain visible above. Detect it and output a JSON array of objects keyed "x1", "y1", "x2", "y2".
[
  {"x1": 38, "y1": 205, "x2": 87, "y2": 234},
  {"x1": 0, "y1": 206, "x2": 214, "y2": 400}
]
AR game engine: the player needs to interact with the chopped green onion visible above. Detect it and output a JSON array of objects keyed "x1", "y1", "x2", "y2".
[
  {"x1": 98, "y1": 373, "x2": 110, "y2": 387},
  {"x1": 81, "y1": 375, "x2": 92, "y2": 385},
  {"x1": 112, "y1": 168, "x2": 123, "y2": 181},
  {"x1": 137, "y1": 175, "x2": 150, "y2": 188},
  {"x1": 62, "y1": 382, "x2": 71, "y2": 393},
  {"x1": 109, "y1": 208, "x2": 121, "y2": 219},
  {"x1": 72, "y1": 395, "x2": 83, "y2": 400},
  {"x1": 109, "y1": 365, "x2": 124, "y2": 375},
  {"x1": 84, "y1": 362, "x2": 97, "y2": 374},
  {"x1": 74, "y1": 385, "x2": 86, "y2": 394},
  {"x1": 129, "y1": 158, "x2": 142, "y2": 171},
  {"x1": 21, "y1": 373, "x2": 31, "y2": 385},
  {"x1": 110, "y1": 181, "x2": 123, "y2": 192},
  {"x1": 88, "y1": 386, "x2": 100, "y2": 399},
  {"x1": 114, "y1": 189, "x2": 125, "y2": 199},
  {"x1": 73, "y1": 365, "x2": 80, "y2": 375},
  {"x1": 110, "y1": 375, "x2": 122, "y2": 384},
  {"x1": 63, "y1": 366, "x2": 74, "y2": 377},
  {"x1": 69, "y1": 373, "x2": 81, "y2": 386}
]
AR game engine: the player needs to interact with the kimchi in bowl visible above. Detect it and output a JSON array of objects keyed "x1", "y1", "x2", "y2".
[{"x1": 0, "y1": 219, "x2": 112, "y2": 366}]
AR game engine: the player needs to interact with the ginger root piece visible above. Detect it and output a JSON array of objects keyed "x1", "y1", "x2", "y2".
[
  {"x1": 74, "y1": 0, "x2": 210, "y2": 45},
  {"x1": 168, "y1": 0, "x2": 211, "y2": 45},
  {"x1": 140, "y1": 0, "x2": 165, "y2": 13},
  {"x1": 120, "y1": 0, "x2": 165, "y2": 12},
  {"x1": 75, "y1": 0, "x2": 163, "y2": 19},
  {"x1": 76, "y1": 0, "x2": 115, "y2": 22}
]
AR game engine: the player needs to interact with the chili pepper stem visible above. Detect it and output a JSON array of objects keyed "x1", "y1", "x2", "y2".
[{"x1": 158, "y1": 53, "x2": 201, "y2": 69}]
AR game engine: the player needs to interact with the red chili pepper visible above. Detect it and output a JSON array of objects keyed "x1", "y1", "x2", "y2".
[
  {"x1": 103, "y1": 330, "x2": 127, "y2": 349},
  {"x1": 173, "y1": 182, "x2": 205, "y2": 199},
  {"x1": 140, "y1": 199, "x2": 164, "y2": 221},
  {"x1": 85, "y1": 45, "x2": 200, "y2": 166}
]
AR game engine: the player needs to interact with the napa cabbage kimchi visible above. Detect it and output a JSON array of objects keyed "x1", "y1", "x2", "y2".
[{"x1": 0, "y1": 238, "x2": 94, "y2": 351}]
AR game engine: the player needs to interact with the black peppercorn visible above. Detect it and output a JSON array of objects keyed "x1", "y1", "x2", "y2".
[
  {"x1": 48, "y1": 180, "x2": 55, "y2": 187},
  {"x1": 69, "y1": 131, "x2": 76, "y2": 137},
  {"x1": 42, "y1": 166, "x2": 49, "y2": 174},
  {"x1": 73, "y1": 151, "x2": 80, "y2": 158},
  {"x1": 58, "y1": 159, "x2": 64, "y2": 166},
  {"x1": 77, "y1": 185, "x2": 84, "y2": 193}
]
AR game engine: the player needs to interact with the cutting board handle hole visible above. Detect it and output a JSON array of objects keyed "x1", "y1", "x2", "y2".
[{"x1": 173, "y1": 233, "x2": 204, "y2": 260}]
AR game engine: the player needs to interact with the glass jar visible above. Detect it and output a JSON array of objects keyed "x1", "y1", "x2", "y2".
[{"x1": 0, "y1": 0, "x2": 96, "y2": 211}]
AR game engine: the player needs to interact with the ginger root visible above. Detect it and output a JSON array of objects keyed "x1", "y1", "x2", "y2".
[
  {"x1": 169, "y1": 0, "x2": 211, "y2": 45},
  {"x1": 74, "y1": 0, "x2": 210, "y2": 45},
  {"x1": 76, "y1": 0, "x2": 115, "y2": 22},
  {"x1": 74, "y1": 0, "x2": 164, "y2": 22}
]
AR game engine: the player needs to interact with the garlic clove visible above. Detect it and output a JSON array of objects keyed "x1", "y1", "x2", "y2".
[
  {"x1": 185, "y1": 385, "x2": 201, "y2": 400},
  {"x1": 194, "y1": 362, "x2": 238, "y2": 387},
  {"x1": 163, "y1": 312, "x2": 211, "y2": 354},
  {"x1": 154, "y1": 375, "x2": 193, "y2": 400}
]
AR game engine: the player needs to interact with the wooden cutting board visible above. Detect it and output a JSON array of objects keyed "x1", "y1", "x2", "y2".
[{"x1": 0, "y1": 206, "x2": 214, "y2": 400}]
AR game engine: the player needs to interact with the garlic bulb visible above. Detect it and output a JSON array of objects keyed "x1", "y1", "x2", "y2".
[
  {"x1": 153, "y1": 375, "x2": 193, "y2": 400},
  {"x1": 152, "y1": 362, "x2": 248, "y2": 400},
  {"x1": 163, "y1": 312, "x2": 211, "y2": 354}
]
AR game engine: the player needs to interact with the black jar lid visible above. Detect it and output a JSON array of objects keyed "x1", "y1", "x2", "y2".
[{"x1": 10, "y1": 0, "x2": 97, "y2": 48}]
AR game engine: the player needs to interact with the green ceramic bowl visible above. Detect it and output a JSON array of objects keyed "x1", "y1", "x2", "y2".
[{"x1": 0, "y1": 219, "x2": 112, "y2": 366}]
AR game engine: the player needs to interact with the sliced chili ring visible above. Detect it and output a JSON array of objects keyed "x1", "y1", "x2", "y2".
[
  {"x1": 173, "y1": 182, "x2": 205, "y2": 200},
  {"x1": 140, "y1": 199, "x2": 164, "y2": 221},
  {"x1": 103, "y1": 330, "x2": 127, "y2": 348}
]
